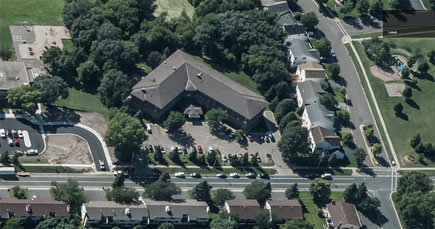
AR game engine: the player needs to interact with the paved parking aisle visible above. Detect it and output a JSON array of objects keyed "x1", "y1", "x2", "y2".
[{"x1": 0, "y1": 119, "x2": 44, "y2": 154}]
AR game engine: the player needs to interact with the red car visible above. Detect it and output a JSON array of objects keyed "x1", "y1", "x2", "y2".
[
  {"x1": 13, "y1": 138, "x2": 19, "y2": 146},
  {"x1": 247, "y1": 135, "x2": 254, "y2": 142},
  {"x1": 197, "y1": 145, "x2": 203, "y2": 154}
]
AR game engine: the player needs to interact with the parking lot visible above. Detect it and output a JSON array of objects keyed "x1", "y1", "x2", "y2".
[
  {"x1": 0, "y1": 118, "x2": 44, "y2": 155},
  {"x1": 145, "y1": 121, "x2": 280, "y2": 162}
]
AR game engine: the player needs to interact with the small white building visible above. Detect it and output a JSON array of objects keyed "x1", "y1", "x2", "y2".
[{"x1": 296, "y1": 61, "x2": 326, "y2": 82}]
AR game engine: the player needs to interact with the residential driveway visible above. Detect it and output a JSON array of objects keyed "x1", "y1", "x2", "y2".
[
  {"x1": 146, "y1": 121, "x2": 280, "y2": 163},
  {"x1": 0, "y1": 118, "x2": 44, "y2": 154}
]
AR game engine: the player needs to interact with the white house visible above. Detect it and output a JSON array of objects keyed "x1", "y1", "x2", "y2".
[
  {"x1": 296, "y1": 61, "x2": 326, "y2": 82},
  {"x1": 296, "y1": 80, "x2": 324, "y2": 107}
]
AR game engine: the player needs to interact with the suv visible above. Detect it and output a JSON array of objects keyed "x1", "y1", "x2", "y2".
[
  {"x1": 7, "y1": 138, "x2": 13, "y2": 146},
  {"x1": 216, "y1": 173, "x2": 226, "y2": 178},
  {"x1": 246, "y1": 173, "x2": 256, "y2": 178},
  {"x1": 99, "y1": 160, "x2": 105, "y2": 171},
  {"x1": 321, "y1": 173, "x2": 332, "y2": 179},
  {"x1": 175, "y1": 172, "x2": 185, "y2": 178},
  {"x1": 0, "y1": 129, "x2": 5, "y2": 138}
]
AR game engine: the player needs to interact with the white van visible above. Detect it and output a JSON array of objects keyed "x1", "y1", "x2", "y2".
[{"x1": 146, "y1": 124, "x2": 152, "y2": 133}]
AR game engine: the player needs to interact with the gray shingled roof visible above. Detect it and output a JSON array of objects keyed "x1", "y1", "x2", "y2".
[
  {"x1": 305, "y1": 103, "x2": 335, "y2": 131},
  {"x1": 143, "y1": 199, "x2": 209, "y2": 221},
  {"x1": 0, "y1": 61, "x2": 29, "y2": 90},
  {"x1": 297, "y1": 80, "x2": 323, "y2": 105},
  {"x1": 287, "y1": 39, "x2": 321, "y2": 62},
  {"x1": 84, "y1": 201, "x2": 148, "y2": 221},
  {"x1": 327, "y1": 202, "x2": 362, "y2": 228},
  {"x1": 266, "y1": 200, "x2": 303, "y2": 220},
  {"x1": 131, "y1": 50, "x2": 267, "y2": 120},
  {"x1": 278, "y1": 12, "x2": 305, "y2": 35},
  {"x1": 0, "y1": 197, "x2": 69, "y2": 218},
  {"x1": 263, "y1": 1, "x2": 289, "y2": 14},
  {"x1": 311, "y1": 126, "x2": 341, "y2": 147}
]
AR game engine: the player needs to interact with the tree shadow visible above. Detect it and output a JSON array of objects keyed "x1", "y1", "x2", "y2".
[
  {"x1": 405, "y1": 99, "x2": 420, "y2": 110},
  {"x1": 168, "y1": 131, "x2": 195, "y2": 148},
  {"x1": 395, "y1": 112, "x2": 408, "y2": 121},
  {"x1": 404, "y1": 80, "x2": 421, "y2": 91},
  {"x1": 343, "y1": 17, "x2": 363, "y2": 30},
  {"x1": 359, "y1": 16, "x2": 381, "y2": 29},
  {"x1": 42, "y1": 106, "x2": 82, "y2": 123},
  {"x1": 359, "y1": 166, "x2": 376, "y2": 177}
]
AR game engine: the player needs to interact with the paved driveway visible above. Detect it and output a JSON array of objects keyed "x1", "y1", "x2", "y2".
[{"x1": 0, "y1": 118, "x2": 44, "y2": 154}]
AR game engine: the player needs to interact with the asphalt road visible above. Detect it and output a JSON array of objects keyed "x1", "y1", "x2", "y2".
[
  {"x1": 43, "y1": 125, "x2": 107, "y2": 171},
  {"x1": 0, "y1": 118, "x2": 44, "y2": 153}
]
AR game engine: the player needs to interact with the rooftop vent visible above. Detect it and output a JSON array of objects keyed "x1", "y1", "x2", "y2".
[
  {"x1": 164, "y1": 61, "x2": 167, "y2": 64},
  {"x1": 173, "y1": 66, "x2": 176, "y2": 70},
  {"x1": 25, "y1": 205, "x2": 31, "y2": 213},
  {"x1": 141, "y1": 88, "x2": 146, "y2": 93}
]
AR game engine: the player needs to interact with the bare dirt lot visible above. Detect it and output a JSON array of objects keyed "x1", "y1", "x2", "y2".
[{"x1": 41, "y1": 135, "x2": 93, "y2": 164}]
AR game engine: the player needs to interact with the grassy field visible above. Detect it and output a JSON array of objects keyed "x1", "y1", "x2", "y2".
[
  {"x1": 300, "y1": 191, "x2": 344, "y2": 229},
  {"x1": 350, "y1": 39, "x2": 435, "y2": 167},
  {"x1": 53, "y1": 88, "x2": 110, "y2": 118},
  {"x1": 422, "y1": 0, "x2": 434, "y2": 10},
  {"x1": 154, "y1": 0, "x2": 194, "y2": 19},
  {"x1": 0, "y1": 0, "x2": 64, "y2": 57},
  {"x1": 18, "y1": 158, "x2": 49, "y2": 164},
  {"x1": 350, "y1": 32, "x2": 383, "y2": 39},
  {"x1": 61, "y1": 39, "x2": 74, "y2": 52},
  {"x1": 326, "y1": 0, "x2": 391, "y2": 19}
]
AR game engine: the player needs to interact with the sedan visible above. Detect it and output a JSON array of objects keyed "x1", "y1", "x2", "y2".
[
  {"x1": 147, "y1": 145, "x2": 153, "y2": 153},
  {"x1": 264, "y1": 135, "x2": 270, "y2": 143},
  {"x1": 246, "y1": 173, "x2": 256, "y2": 178},
  {"x1": 216, "y1": 174, "x2": 226, "y2": 178},
  {"x1": 14, "y1": 138, "x2": 19, "y2": 146},
  {"x1": 197, "y1": 145, "x2": 203, "y2": 154},
  {"x1": 99, "y1": 160, "x2": 105, "y2": 171},
  {"x1": 7, "y1": 138, "x2": 13, "y2": 146},
  {"x1": 247, "y1": 134, "x2": 254, "y2": 142},
  {"x1": 229, "y1": 173, "x2": 240, "y2": 178},
  {"x1": 18, "y1": 130, "x2": 23, "y2": 138},
  {"x1": 0, "y1": 129, "x2": 5, "y2": 138},
  {"x1": 190, "y1": 173, "x2": 201, "y2": 178},
  {"x1": 269, "y1": 134, "x2": 275, "y2": 142}
]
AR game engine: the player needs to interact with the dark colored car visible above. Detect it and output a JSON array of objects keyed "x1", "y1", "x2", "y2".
[{"x1": 147, "y1": 145, "x2": 153, "y2": 153}]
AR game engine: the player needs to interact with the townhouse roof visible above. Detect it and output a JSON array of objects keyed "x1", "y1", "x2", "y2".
[
  {"x1": 0, "y1": 197, "x2": 69, "y2": 218},
  {"x1": 262, "y1": 1, "x2": 289, "y2": 14},
  {"x1": 131, "y1": 50, "x2": 267, "y2": 120},
  {"x1": 305, "y1": 103, "x2": 335, "y2": 131},
  {"x1": 0, "y1": 61, "x2": 29, "y2": 90},
  {"x1": 143, "y1": 199, "x2": 209, "y2": 221},
  {"x1": 266, "y1": 200, "x2": 303, "y2": 220},
  {"x1": 297, "y1": 80, "x2": 323, "y2": 105},
  {"x1": 225, "y1": 199, "x2": 261, "y2": 220},
  {"x1": 311, "y1": 126, "x2": 341, "y2": 147},
  {"x1": 326, "y1": 202, "x2": 362, "y2": 228},
  {"x1": 84, "y1": 201, "x2": 148, "y2": 221}
]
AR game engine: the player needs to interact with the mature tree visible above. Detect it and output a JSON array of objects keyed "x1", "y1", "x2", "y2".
[
  {"x1": 212, "y1": 189, "x2": 235, "y2": 206},
  {"x1": 430, "y1": 0, "x2": 435, "y2": 9},
  {"x1": 336, "y1": 110, "x2": 351, "y2": 127},
  {"x1": 417, "y1": 62, "x2": 429, "y2": 74},
  {"x1": 278, "y1": 125, "x2": 310, "y2": 158},
  {"x1": 243, "y1": 181, "x2": 271, "y2": 205},
  {"x1": 147, "y1": 51, "x2": 162, "y2": 69},
  {"x1": 300, "y1": 12, "x2": 318, "y2": 30},
  {"x1": 362, "y1": 123, "x2": 374, "y2": 139},
  {"x1": 401, "y1": 66, "x2": 410, "y2": 79},
  {"x1": 210, "y1": 217, "x2": 239, "y2": 229},
  {"x1": 158, "y1": 223, "x2": 175, "y2": 229},
  {"x1": 354, "y1": 148, "x2": 367, "y2": 167},
  {"x1": 6, "y1": 85, "x2": 42, "y2": 113},
  {"x1": 396, "y1": 191, "x2": 435, "y2": 229},
  {"x1": 169, "y1": 148, "x2": 180, "y2": 162},
  {"x1": 164, "y1": 111, "x2": 186, "y2": 133},
  {"x1": 77, "y1": 61, "x2": 101, "y2": 86},
  {"x1": 344, "y1": 183, "x2": 359, "y2": 203},
  {"x1": 386, "y1": 0, "x2": 400, "y2": 10},
  {"x1": 106, "y1": 186, "x2": 139, "y2": 204},
  {"x1": 98, "y1": 69, "x2": 129, "y2": 107},
  {"x1": 371, "y1": 143, "x2": 382, "y2": 158},
  {"x1": 370, "y1": 1, "x2": 383, "y2": 16},
  {"x1": 159, "y1": 172, "x2": 171, "y2": 182},
  {"x1": 235, "y1": 129, "x2": 244, "y2": 142},
  {"x1": 341, "y1": 132, "x2": 354, "y2": 148},
  {"x1": 410, "y1": 133, "x2": 421, "y2": 149},
  {"x1": 112, "y1": 174, "x2": 125, "y2": 188},
  {"x1": 145, "y1": 181, "x2": 181, "y2": 201},
  {"x1": 32, "y1": 75, "x2": 68, "y2": 104},
  {"x1": 356, "y1": 0, "x2": 370, "y2": 14},
  {"x1": 205, "y1": 108, "x2": 228, "y2": 130},
  {"x1": 256, "y1": 209, "x2": 277, "y2": 229},
  {"x1": 36, "y1": 217, "x2": 76, "y2": 229},
  {"x1": 50, "y1": 179, "x2": 86, "y2": 214},
  {"x1": 408, "y1": 54, "x2": 417, "y2": 67},
  {"x1": 3, "y1": 217, "x2": 21, "y2": 229},
  {"x1": 397, "y1": 171, "x2": 433, "y2": 195},
  {"x1": 428, "y1": 50, "x2": 435, "y2": 64},
  {"x1": 154, "y1": 147, "x2": 164, "y2": 162},
  {"x1": 309, "y1": 178, "x2": 331, "y2": 204},
  {"x1": 104, "y1": 112, "x2": 147, "y2": 161},
  {"x1": 192, "y1": 181, "x2": 211, "y2": 201},
  {"x1": 320, "y1": 94, "x2": 338, "y2": 111},
  {"x1": 0, "y1": 45, "x2": 13, "y2": 61},
  {"x1": 206, "y1": 150, "x2": 218, "y2": 166},
  {"x1": 10, "y1": 185, "x2": 27, "y2": 199},
  {"x1": 315, "y1": 38, "x2": 331, "y2": 57},
  {"x1": 327, "y1": 63, "x2": 340, "y2": 79},
  {"x1": 41, "y1": 46, "x2": 63, "y2": 72},
  {"x1": 280, "y1": 218, "x2": 314, "y2": 229},
  {"x1": 92, "y1": 39, "x2": 137, "y2": 73},
  {"x1": 394, "y1": 102, "x2": 403, "y2": 115},
  {"x1": 188, "y1": 147, "x2": 197, "y2": 162},
  {"x1": 11, "y1": 153, "x2": 20, "y2": 167},
  {"x1": 285, "y1": 183, "x2": 299, "y2": 199},
  {"x1": 0, "y1": 151, "x2": 10, "y2": 165},
  {"x1": 240, "y1": 152, "x2": 249, "y2": 166},
  {"x1": 274, "y1": 99, "x2": 296, "y2": 121},
  {"x1": 340, "y1": 0, "x2": 353, "y2": 14}
]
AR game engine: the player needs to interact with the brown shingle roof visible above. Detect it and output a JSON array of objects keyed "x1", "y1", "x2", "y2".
[
  {"x1": 326, "y1": 202, "x2": 361, "y2": 228},
  {"x1": 266, "y1": 200, "x2": 303, "y2": 220},
  {"x1": 0, "y1": 197, "x2": 69, "y2": 218},
  {"x1": 225, "y1": 200, "x2": 261, "y2": 220},
  {"x1": 311, "y1": 126, "x2": 341, "y2": 147},
  {"x1": 131, "y1": 50, "x2": 268, "y2": 120},
  {"x1": 297, "y1": 61, "x2": 323, "y2": 70}
]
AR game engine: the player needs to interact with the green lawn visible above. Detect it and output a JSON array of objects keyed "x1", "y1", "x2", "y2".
[
  {"x1": 18, "y1": 158, "x2": 49, "y2": 164},
  {"x1": 192, "y1": 55, "x2": 261, "y2": 95},
  {"x1": 325, "y1": 0, "x2": 391, "y2": 19},
  {"x1": 422, "y1": 0, "x2": 435, "y2": 10},
  {"x1": 350, "y1": 40, "x2": 435, "y2": 167},
  {"x1": 53, "y1": 88, "x2": 110, "y2": 118},
  {"x1": 17, "y1": 166, "x2": 82, "y2": 173},
  {"x1": 300, "y1": 191, "x2": 344, "y2": 229},
  {"x1": 154, "y1": 0, "x2": 194, "y2": 19},
  {"x1": 332, "y1": 87, "x2": 346, "y2": 103},
  {"x1": 0, "y1": 0, "x2": 64, "y2": 58},
  {"x1": 62, "y1": 39, "x2": 74, "y2": 52},
  {"x1": 152, "y1": 167, "x2": 277, "y2": 175},
  {"x1": 350, "y1": 32, "x2": 383, "y2": 39}
]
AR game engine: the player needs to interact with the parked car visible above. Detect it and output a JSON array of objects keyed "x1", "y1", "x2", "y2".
[
  {"x1": 18, "y1": 130, "x2": 23, "y2": 138},
  {"x1": 14, "y1": 138, "x2": 19, "y2": 146},
  {"x1": 26, "y1": 149, "x2": 38, "y2": 156},
  {"x1": 230, "y1": 173, "x2": 240, "y2": 178},
  {"x1": 258, "y1": 173, "x2": 269, "y2": 179},
  {"x1": 306, "y1": 31, "x2": 314, "y2": 37},
  {"x1": 246, "y1": 173, "x2": 256, "y2": 178},
  {"x1": 177, "y1": 147, "x2": 183, "y2": 154},
  {"x1": 182, "y1": 146, "x2": 188, "y2": 154},
  {"x1": 269, "y1": 133, "x2": 275, "y2": 142},
  {"x1": 306, "y1": 173, "x2": 319, "y2": 179},
  {"x1": 7, "y1": 138, "x2": 13, "y2": 146},
  {"x1": 147, "y1": 145, "x2": 153, "y2": 153},
  {"x1": 330, "y1": 49, "x2": 336, "y2": 57},
  {"x1": 238, "y1": 153, "x2": 243, "y2": 158},
  {"x1": 222, "y1": 155, "x2": 228, "y2": 162},
  {"x1": 256, "y1": 156, "x2": 262, "y2": 163},
  {"x1": 216, "y1": 173, "x2": 226, "y2": 178},
  {"x1": 160, "y1": 146, "x2": 166, "y2": 154},
  {"x1": 11, "y1": 130, "x2": 17, "y2": 138},
  {"x1": 264, "y1": 135, "x2": 270, "y2": 143},
  {"x1": 6, "y1": 130, "x2": 10, "y2": 137},
  {"x1": 321, "y1": 173, "x2": 332, "y2": 179},
  {"x1": 190, "y1": 173, "x2": 201, "y2": 178},
  {"x1": 99, "y1": 160, "x2": 105, "y2": 171},
  {"x1": 247, "y1": 134, "x2": 254, "y2": 142},
  {"x1": 146, "y1": 124, "x2": 152, "y2": 133},
  {"x1": 217, "y1": 125, "x2": 226, "y2": 132},
  {"x1": 197, "y1": 145, "x2": 203, "y2": 154},
  {"x1": 208, "y1": 146, "x2": 213, "y2": 152},
  {"x1": 170, "y1": 146, "x2": 176, "y2": 152},
  {"x1": 175, "y1": 172, "x2": 185, "y2": 178},
  {"x1": 0, "y1": 129, "x2": 5, "y2": 138}
]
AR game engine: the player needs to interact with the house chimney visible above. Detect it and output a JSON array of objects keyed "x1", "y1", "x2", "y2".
[{"x1": 173, "y1": 66, "x2": 176, "y2": 70}]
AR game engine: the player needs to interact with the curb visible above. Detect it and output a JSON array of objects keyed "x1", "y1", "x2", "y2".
[
  {"x1": 390, "y1": 192, "x2": 403, "y2": 229},
  {"x1": 75, "y1": 123, "x2": 112, "y2": 170}
]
